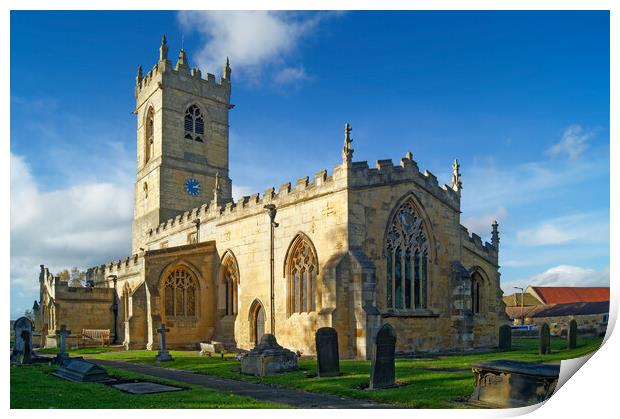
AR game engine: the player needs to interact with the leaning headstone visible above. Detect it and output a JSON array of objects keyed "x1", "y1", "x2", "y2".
[
  {"x1": 370, "y1": 323, "x2": 397, "y2": 389},
  {"x1": 155, "y1": 324, "x2": 173, "y2": 362},
  {"x1": 240, "y1": 334, "x2": 298, "y2": 376},
  {"x1": 11, "y1": 317, "x2": 34, "y2": 364},
  {"x1": 539, "y1": 323, "x2": 551, "y2": 355},
  {"x1": 315, "y1": 327, "x2": 339, "y2": 377},
  {"x1": 567, "y1": 319, "x2": 578, "y2": 349},
  {"x1": 52, "y1": 358, "x2": 111, "y2": 382},
  {"x1": 55, "y1": 325, "x2": 71, "y2": 364},
  {"x1": 498, "y1": 324, "x2": 512, "y2": 351}
]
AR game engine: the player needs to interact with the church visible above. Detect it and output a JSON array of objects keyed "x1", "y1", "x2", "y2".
[{"x1": 35, "y1": 36, "x2": 508, "y2": 359}]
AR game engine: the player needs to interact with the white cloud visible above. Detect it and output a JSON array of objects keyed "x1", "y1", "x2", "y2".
[
  {"x1": 546, "y1": 124, "x2": 596, "y2": 160},
  {"x1": 231, "y1": 183, "x2": 256, "y2": 201},
  {"x1": 274, "y1": 66, "x2": 310, "y2": 84},
  {"x1": 177, "y1": 11, "x2": 334, "y2": 82},
  {"x1": 501, "y1": 265, "x2": 609, "y2": 294},
  {"x1": 462, "y1": 206, "x2": 507, "y2": 235},
  {"x1": 515, "y1": 212, "x2": 609, "y2": 246},
  {"x1": 10, "y1": 152, "x2": 133, "y2": 296}
]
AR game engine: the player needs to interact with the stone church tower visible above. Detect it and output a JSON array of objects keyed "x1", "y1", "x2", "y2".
[{"x1": 132, "y1": 36, "x2": 233, "y2": 253}]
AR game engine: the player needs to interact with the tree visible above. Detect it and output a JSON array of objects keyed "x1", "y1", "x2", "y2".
[
  {"x1": 69, "y1": 267, "x2": 86, "y2": 287},
  {"x1": 24, "y1": 309, "x2": 34, "y2": 323},
  {"x1": 57, "y1": 269, "x2": 70, "y2": 282}
]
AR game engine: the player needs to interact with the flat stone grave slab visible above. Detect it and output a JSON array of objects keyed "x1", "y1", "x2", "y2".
[
  {"x1": 471, "y1": 360, "x2": 559, "y2": 408},
  {"x1": 112, "y1": 382, "x2": 183, "y2": 394}
]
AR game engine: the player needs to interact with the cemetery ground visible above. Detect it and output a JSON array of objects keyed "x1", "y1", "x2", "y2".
[
  {"x1": 14, "y1": 336, "x2": 603, "y2": 409},
  {"x1": 11, "y1": 362, "x2": 282, "y2": 408}
]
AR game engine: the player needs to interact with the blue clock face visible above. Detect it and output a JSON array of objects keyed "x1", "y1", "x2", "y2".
[{"x1": 184, "y1": 178, "x2": 201, "y2": 196}]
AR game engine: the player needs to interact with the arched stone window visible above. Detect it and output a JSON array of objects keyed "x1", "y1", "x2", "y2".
[
  {"x1": 184, "y1": 104, "x2": 204, "y2": 142},
  {"x1": 163, "y1": 267, "x2": 198, "y2": 317},
  {"x1": 471, "y1": 271, "x2": 483, "y2": 314},
  {"x1": 145, "y1": 107, "x2": 154, "y2": 163},
  {"x1": 286, "y1": 234, "x2": 318, "y2": 315},
  {"x1": 385, "y1": 199, "x2": 430, "y2": 310},
  {"x1": 221, "y1": 252, "x2": 239, "y2": 316}
]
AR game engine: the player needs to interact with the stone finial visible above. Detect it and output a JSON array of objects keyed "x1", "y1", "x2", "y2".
[
  {"x1": 159, "y1": 35, "x2": 168, "y2": 61},
  {"x1": 136, "y1": 65, "x2": 143, "y2": 85},
  {"x1": 223, "y1": 57, "x2": 231, "y2": 80},
  {"x1": 491, "y1": 220, "x2": 500, "y2": 250},
  {"x1": 213, "y1": 171, "x2": 222, "y2": 203},
  {"x1": 451, "y1": 159, "x2": 462, "y2": 193},
  {"x1": 176, "y1": 48, "x2": 189, "y2": 70},
  {"x1": 342, "y1": 122, "x2": 354, "y2": 164},
  {"x1": 405, "y1": 151, "x2": 413, "y2": 160}
]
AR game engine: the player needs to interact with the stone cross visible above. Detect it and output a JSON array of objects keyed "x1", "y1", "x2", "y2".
[
  {"x1": 370, "y1": 323, "x2": 397, "y2": 389},
  {"x1": 56, "y1": 324, "x2": 71, "y2": 363},
  {"x1": 315, "y1": 327, "x2": 340, "y2": 377},
  {"x1": 498, "y1": 324, "x2": 512, "y2": 351},
  {"x1": 539, "y1": 323, "x2": 551, "y2": 355},
  {"x1": 156, "y1": 324, "x2": 173, "y2": 362},
  {"x1": 567, "y1": 319, "x2": 578, "y2": 349}
]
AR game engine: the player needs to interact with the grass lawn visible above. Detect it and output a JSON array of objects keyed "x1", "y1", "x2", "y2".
[
  {"x1": 10, "y1": 363, "x2": 282, "y2": 409},
  {"x1": 43, "y1": 336, "x2": 602, "y2": 409}
]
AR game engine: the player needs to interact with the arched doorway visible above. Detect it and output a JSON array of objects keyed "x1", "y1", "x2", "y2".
[{"x1": 249, "y1": 299, "x2": 265, "y2": 346}]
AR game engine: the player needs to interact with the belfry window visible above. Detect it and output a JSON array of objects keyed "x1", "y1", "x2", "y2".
[
  {"x1": 184, "y1": 104, "x2": 204, "y2": 142},
  {"x1": 163, "y1": 267, "x2": 198, "y2": 317},
  {"x1": 145, "y1": 107, "x2": 154, "y2": 163},
  {"x1": 385, "y1": 200, "x2": 429, "y2": 310},
  {"x1": 286, "y1": 235, "x2": 318, "y2": 315}
]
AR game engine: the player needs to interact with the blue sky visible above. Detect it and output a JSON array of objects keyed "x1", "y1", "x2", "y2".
[{"x1": 10, "y1": 11, "x2": 610, "y2": 318}]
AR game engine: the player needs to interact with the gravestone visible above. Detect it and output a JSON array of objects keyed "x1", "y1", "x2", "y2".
[
  {"x1": 155, "y1": 324, "x2": 173, "y2": 362},
  {"x1": 567, "y1": 319, "x2": 578, "y2": 349},
  {"x1": 240, "y1": 334, "x2": 298, "y2": 376},
  {"x1": 539, "y1": 323, "x2": 551, "y2": 355},
  {"x1": 55, "y1": 325, "x2": 71, "y2": 364},
  {"x1": 200, "y1": 341, "x2": 225, "y2": 356},
  {"x1": 471, "y1": 360, "x2": 559, "y2": 407},
  {"x1": 498, "y1": 324, "x2": 512, "y2": 351},
  {"x1": 11, "y1": 317, "x2": 34, "y2": 364},
  {"x1": 315, "y1": 327, "x2": 339, "y2": 377},
  {"x1": 370, "y1": 323, "x2": 397, "y2": 389},
  {"x1": 113, "y1": 382, "x2": 183, "y2": 394},
  {"x1": 52, "y1": 358, "x2": 111, "y2": 382}
]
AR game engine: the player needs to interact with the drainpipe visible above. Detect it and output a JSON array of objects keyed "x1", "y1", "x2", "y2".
[{"x1": 264, "y1": 204, "x2": 279, "y2": 336}]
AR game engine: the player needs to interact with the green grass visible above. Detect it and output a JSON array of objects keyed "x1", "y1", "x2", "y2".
[
  {"x1": 69, "y1": 336, "x2": 602, "y2": 408},
  {"x1": 10, "y1": 363, "x2": 282, "y2": 409}
]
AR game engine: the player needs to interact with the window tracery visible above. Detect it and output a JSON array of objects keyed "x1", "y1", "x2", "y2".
[
  {"x1": 287, "y1": 236, "x2": 317, "y2": 315},
  {"x1": 184, "y1": 104, "x2": 204, "y2": 142},
  {"x1": 163, "y1": 267, "x2": 198, "y2": 317},
  {"x1": 385, "y1": 200, "x2": 429, "y2": 310}
]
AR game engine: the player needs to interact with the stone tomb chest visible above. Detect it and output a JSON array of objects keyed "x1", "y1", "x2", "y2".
[
  {"x1": 471, "y1": 360, "x2": 559, "y2": 407},
  {"x1": 240, "y1": 334, "x2": 298, "y2": 376},
  {"x1": 52, "y1": 358, "x2": 111, "y2": 383}
]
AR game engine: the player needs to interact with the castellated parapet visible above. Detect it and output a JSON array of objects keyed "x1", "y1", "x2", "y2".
[{"x1": 460, "y1": 225, "x2": 499, "y2": 266}]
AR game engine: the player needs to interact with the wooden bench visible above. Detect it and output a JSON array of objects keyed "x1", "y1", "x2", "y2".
[{"x1": 79, "y1": 329, "x2": 110, "y2": 347}]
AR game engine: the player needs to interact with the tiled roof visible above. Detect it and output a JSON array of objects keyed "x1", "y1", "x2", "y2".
[
  {"x1": 529, "y1": 286, "x2": 609, "y2": 304},
  {"x1": 503, "y1": 293, "x2": 541, "y2": 307},
  {"x1": 531, "y1": 301, "x2": 609, "y2": 317},
  {"x1": 505, "y1": 301, "x2": 609, "y2": 319}
]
